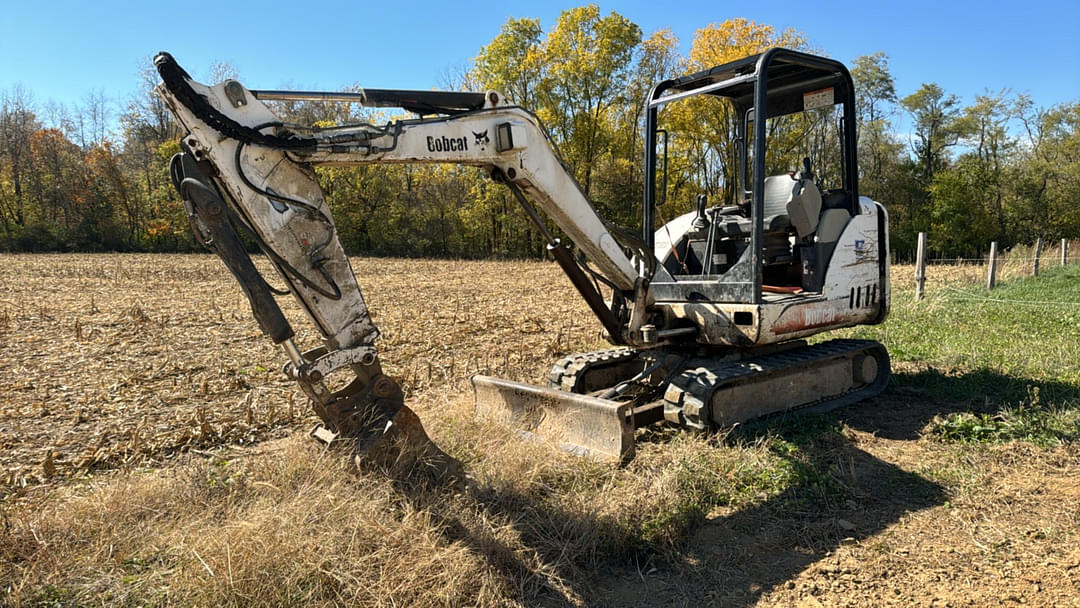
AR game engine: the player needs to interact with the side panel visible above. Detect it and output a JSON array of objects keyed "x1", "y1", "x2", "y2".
[
  {"x1": 763, "y1": 198, "x2": 886, "y2": 342},
  {"x1": 657, "y1": 198, "x2": 888, "y2": 346}
]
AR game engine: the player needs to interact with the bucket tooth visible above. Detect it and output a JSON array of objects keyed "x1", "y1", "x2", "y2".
[{"x1": 472, "y1": 375, "x2": 634, "y2": 462}]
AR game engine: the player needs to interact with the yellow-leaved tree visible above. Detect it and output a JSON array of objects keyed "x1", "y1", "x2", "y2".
[{"x1": 659, "y1": 20, "x2": 811, "y2": 214}]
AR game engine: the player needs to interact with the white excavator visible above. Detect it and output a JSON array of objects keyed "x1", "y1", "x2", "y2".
[{"x1": 155, "y1": 48, "x2": 889, "y2": 476}]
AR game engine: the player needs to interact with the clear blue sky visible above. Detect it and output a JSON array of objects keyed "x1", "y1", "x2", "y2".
[{"x1": 2, "y1": 0, "x2": 1078, "y2": 132}]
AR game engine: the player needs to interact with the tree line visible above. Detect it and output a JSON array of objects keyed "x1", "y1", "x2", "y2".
[{"x1": 1, "y1": 5, "x2": 1077, "y2": 260}]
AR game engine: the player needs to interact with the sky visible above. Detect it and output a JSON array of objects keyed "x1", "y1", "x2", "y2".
[{"x1": 1, "y1": 0, "x2": 1078, "y2": 134}]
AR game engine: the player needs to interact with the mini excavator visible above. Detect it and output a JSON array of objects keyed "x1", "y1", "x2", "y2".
[{"x1": 155, "y1": 48, "x2": 889, "y2": 475}]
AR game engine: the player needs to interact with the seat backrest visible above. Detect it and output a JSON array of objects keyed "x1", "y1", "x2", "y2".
[
  {"x1": 762, "y1": 174, "x2": 796, "y2": 220},
  {"x1": 786, "y1": 180, "x2": 823, "y2": 238},
  {"x1": 816, "y1": 208, "x2": 850, "y2": 243}
]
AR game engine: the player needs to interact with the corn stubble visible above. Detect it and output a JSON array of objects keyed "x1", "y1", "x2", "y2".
[
  {"x1": 0, "y1": 254, "x2": 742, "y2": 606},
  {"x1": 6, "y1": 254, "x2": 1079, "y2": 607},
  {"x1": 0, "y1": 254, "x2": 590, "y2": 491}
]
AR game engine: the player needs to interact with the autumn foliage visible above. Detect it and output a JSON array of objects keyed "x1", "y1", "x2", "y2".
[{"x1": 0, "y1": 5, "x2": 1077, "y2": 258}]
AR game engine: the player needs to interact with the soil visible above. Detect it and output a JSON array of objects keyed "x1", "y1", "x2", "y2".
[
  {"x1": 2, "y1": 254, "x2": 1077, "y2": 607},
  {"x1": 0, "y1": 253, "x2": 584, "y2": 493},
  {"x1": 594, "y1": 396, "x2": 1080, "y2": 607}
]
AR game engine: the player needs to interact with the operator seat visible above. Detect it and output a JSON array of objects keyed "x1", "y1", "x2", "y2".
[
  {"x1": 761, "y1": 174, "x2": 796, "y2": 233},
  {"x1": 762, "y1": 172, "x2": 823, "y2": 239}
]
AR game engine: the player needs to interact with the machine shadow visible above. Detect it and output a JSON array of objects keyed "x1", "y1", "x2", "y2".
[
  {"x1": 839, "y1": 366, "x2": 1080, "y2": 440},
  {"x1": 388, "y1": 400, "x2": 950, "y2": 607},
  {"x1": 657, "y1": 424, "x2": 946, "y2": 606},
  {"x1": 386, "y1": 362, "x2": 1077, "y2": 605},
  {"x1": 386, "y1": 463, "x2": 636, "y2": 607}
]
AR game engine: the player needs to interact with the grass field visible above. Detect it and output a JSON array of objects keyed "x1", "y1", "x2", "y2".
[{"x1": 1, "y1": 254, "x2": 1078, "y2": 607}]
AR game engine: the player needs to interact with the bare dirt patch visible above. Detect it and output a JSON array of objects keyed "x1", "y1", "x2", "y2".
[{"x1": 593, "y1": 396, "x2": 1080, "y2": 607}]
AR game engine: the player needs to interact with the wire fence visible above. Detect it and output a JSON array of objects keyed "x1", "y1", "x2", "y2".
[{"x1": 892, "y1": 236, "x2": 1079, "y2": 301}]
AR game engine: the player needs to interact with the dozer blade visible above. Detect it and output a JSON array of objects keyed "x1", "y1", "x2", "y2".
[{"x1": 472, "y1": 375, "x2": 635, "y2": 462}]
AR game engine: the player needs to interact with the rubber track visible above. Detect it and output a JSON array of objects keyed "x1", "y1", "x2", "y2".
[
  {"x1": 664, "y1": 339, "x2": 889, "y2": 429},
  {"x1": 548, "y1": 347, "x2": 638, "y2": 393}
]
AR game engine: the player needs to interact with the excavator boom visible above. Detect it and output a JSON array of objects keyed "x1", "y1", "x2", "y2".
[
  {"x1": 154, "y1": 52, "x2": 652, "y2": 470},
  {"x1": 155, "y1": 48, "x2": 891, "y2": 467}
]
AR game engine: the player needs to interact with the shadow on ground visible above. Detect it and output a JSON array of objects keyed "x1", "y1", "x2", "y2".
[
  {"x1": 384, "y1": 366, "x2": 1075, "y2": 606},
  {"x1": 842, "y1": 366, "x2": 1080, "y2": 440},
  {"x1": 590, "y1": 421, "x2": 945, "y2": 606}
]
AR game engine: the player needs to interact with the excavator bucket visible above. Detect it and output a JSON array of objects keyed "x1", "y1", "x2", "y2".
[
  {"x1": 360, "y1": 404, "x2": 465, "y2": 489},
  {"x1": 471, "y1": 375, "x2": 636, "y2": 462}
]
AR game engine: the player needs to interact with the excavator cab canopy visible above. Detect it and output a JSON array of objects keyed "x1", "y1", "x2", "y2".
[
  {"x1": 658, "y1": 50, "x2": 856, "y2": 120},
  {"x1": 643, "y1": 48, "x2": 860, "y2": 304}
]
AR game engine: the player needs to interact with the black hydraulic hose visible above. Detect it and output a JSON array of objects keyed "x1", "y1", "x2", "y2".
[
  {"x1": 154, "y1": 52, "x2": 316, "y2": 150},
  {"x1": 227, "y1": 132, "x2": 343, "y2": 301}
]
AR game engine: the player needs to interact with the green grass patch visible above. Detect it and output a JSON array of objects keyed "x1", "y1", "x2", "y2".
[
  {"x1": 849, "y1": 264, "x2": 1080, "y2": 384},
  {"x1": 839, "y1": 264, "x2": 1080, "y2": 443},
  {"x1": 932, "y1": 400, "x2": 1080, "y2": 447},
  {"x1": 624, "y1": 421, "x2": 854, "y2": 552}
]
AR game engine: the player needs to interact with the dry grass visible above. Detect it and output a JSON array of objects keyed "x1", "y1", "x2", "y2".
[
  {"x1": 0, "y1": 254, "x2": 778, "y2": 606},
  {"x1": 0, "y1": 399, "x2": 787, "y2": 606},
  {"x1": 892, "y1": 240, "x2": 1079, "y2": 293},
  {"x1": 4, "y1": 439, "x2": 515, "y2": 607},
  {"x1": 2, "y1": 254, "x2": 1080, "y2": 607}
]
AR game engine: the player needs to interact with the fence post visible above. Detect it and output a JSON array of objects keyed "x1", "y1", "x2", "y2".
[
  {"x1": 1034, "y1": 238, "x2": 1042, "y2": 276},
  {"x1": 987, "y1": 242, "x2": 998, "y2": 290},
  {"x1": 915, "y1": 232, "x2": 927, "y2": 301},
  {"x1": 1063, "y1": 239, "x2": 1069, "y2": 266}
]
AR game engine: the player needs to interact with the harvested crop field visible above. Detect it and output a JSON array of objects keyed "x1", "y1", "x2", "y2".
[
  {"x1": 2, "y1": 253, "x2": 1079, "y2": 607},
  {"x1": 0, "y1": 254, "x2": 591, "y2": 490}
]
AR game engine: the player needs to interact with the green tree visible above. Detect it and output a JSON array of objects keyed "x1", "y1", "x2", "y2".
[
  {"x1": 473, "y1": 17, "x2": 544, "y2": 107},
  {"x1": 956, "y1": 90, "x2": 1015, "y2": 241},
  {"x1": 0, "y1": 86, "x2": 39, "y2": 234},
  {"x1": 536, "y1": 5, "x2": 641, "y2": 198},
  {"x1": 593, "y1": 27, "x2": 680, "y2": 229},
  {"x1": 928, "y1": 157, "x2": 998, "y2": 256},
  {"x1": 850, "y1": 52, "x2": 900, "y2": 203},
  {"x1": 659, "y1": 19, "x2": 808, "y2": 213},
  {"x1": 901, "y1": 83, "x2": 962, "y2": 185},
  {"x1": 1012, "y1": 101, "x2": 1080, "y2": 242}
]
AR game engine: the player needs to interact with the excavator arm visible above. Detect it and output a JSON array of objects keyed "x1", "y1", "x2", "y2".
[
  {"x1": 156, "y1": 49, "x2": 894, "y2": 466},
  {"x1": 154, "y1": 53, "x2": 650, "y2": 471}
]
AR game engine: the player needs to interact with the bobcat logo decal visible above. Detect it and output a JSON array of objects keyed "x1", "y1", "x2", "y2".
[{"x1": 473, "y1": 130, "x2": 490, "y2": 150}]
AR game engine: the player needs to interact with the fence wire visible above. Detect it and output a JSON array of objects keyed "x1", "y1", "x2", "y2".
[
  {"x1": 896, "y1": 238, "x2": 1078, "y2": 296},
  {"x1": 939, "y1": 285, "x2": 1080, "y2": 307}
]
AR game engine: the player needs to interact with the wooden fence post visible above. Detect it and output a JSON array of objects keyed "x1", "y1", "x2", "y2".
[
  {"x1": 987, "y1": 242, "x2": 998, "y2": 290},
  {"x1": 915, "y1": 232, "x2": 927, "y2": 301},
  {"x1": 1063, "y1": 239, "x2": 1069, "y2": 266},
  {"x1": 1034, "y1": 238, "x2": 1042, "y2": 276}
]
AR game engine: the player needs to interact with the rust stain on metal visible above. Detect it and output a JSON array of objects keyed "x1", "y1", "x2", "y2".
[
  {"x1": 773, "y1": 306, "x2": 858, "y2": 335},
  {"x1": 471, "y1": 375, "x2": 634, "y2": 462}
]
